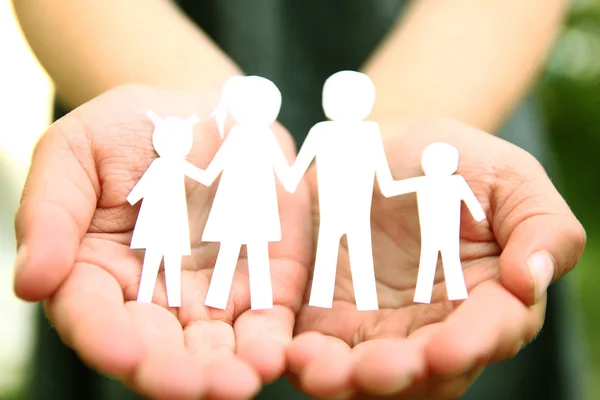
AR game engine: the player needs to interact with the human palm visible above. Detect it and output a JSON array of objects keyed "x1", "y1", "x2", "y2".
[
  {"x1": 289, "y1": 119, "x2": 583, "y2": 399},
  {"x1": 15, "y1": 87, "x2": 585, "y2": 400},
  {"x1": 14, "y1": 85, "x2": 312, "y2": 399}
]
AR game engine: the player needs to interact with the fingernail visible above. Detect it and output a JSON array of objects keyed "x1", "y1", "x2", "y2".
[
  {"x1": 527, "y1": 250, "x2": 555, "y2": 302},
  {"x1": 13, "y1": 245, "x2": 27, "y2": 273}
]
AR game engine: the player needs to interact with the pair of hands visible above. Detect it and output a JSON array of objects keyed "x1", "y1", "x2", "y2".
[{"x1": 13, "y1": 85, "x2": 585, "y2": 400}]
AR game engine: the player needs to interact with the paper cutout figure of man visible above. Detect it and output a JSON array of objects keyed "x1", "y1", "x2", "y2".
[
  {"x1": 286, "y1": 71, "x2": 396, "y2": 311},
  {"x1": 387, "y1": 142, "x2": 486, "y2": 303},
  {"x1": 128, "y1": 110, "x2": 203, "y2": 308}
]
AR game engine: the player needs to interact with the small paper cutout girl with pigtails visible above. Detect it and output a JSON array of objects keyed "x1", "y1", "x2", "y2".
[
  {"x1": 198, "y1": 75, "x2": 292, "y2": 310},
  {"x1": 127, "y1": 111, "x2": 205, "y2": 308}
]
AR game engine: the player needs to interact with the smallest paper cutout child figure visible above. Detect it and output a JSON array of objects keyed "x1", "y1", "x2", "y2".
[
  {"x1": 388, "y1": 142, "x2": 486, "y2": 304},
  {"x1": 127, "y1": 110, "x2": 206, "y2": 308}
]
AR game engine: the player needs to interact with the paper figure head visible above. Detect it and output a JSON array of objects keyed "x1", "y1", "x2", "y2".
[
  {"x1": 322, "y1": 71, "x2": 375, "y2": 122},
  {"x1": 211, "y1": 75, "x2": 245, "y2": 138},
  {"x1": 147, "y1": 110, "x2": 198, "y2": 158},
  {"x1": 421, "y1": 142, "x2": 459, "y2": 176},
  {"x1": 211, "y1": 76, "x2": 281, "y2": 137},
  {"x1": 228, "y1": 76, "x2": 282, "y2": 126}
]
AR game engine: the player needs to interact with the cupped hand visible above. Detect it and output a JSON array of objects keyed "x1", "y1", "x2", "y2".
[
  {"x1": 287, "y1": 119, "x2": 586, "y2": 399},
  {"x1": 13, "y1": 84, "x2": 312, "y2": 400}
]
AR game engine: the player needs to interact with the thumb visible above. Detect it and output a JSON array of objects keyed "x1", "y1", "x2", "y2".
[
  {"x1": 14, "y1": 121, "x2": 98, "y2": 301},
  {"x1": 494, "y1": 157, "x2": 586, "y2": 307}
]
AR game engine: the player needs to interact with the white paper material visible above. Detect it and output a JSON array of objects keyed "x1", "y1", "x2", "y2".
[
  {"x1": 128, "y1": 110, "x2": 202, "y2": 307},
  {"x1": 388, "y1": 142, "x2": 486, "y2": 303},
  {"x1": 200, "y1": 76, "x2": 290, "y2": 310},
  {"x1": 127, "y1": 73, "x2": 486, "y2": 312},
  {"x1": 210, "y1": 75, "x2": 244, "y2": 138},
  {"x1": 287, "y1": 71, "x2": 397, "y2": 311}
]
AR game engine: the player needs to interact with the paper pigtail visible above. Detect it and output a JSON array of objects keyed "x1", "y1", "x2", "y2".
[
  {"x1": 146, "y1": 109, "x2": 161, "y2": 125},
  {"x1": 210, "y1": 76, "x2": 244, "y2": 138}
]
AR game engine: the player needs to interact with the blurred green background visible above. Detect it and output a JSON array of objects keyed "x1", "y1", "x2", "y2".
[
  {"x1": 540, "y1": 2, "x2": 600, "y2": 398},
  {"x1": 2, "y1": 1, "x2": 600, "y2": 400}
]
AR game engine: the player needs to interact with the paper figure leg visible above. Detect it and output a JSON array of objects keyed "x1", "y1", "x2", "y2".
[
  {"x1": 346, "y1": 228, "x2": 379, "y2": 311},
  {"x1": 413, "y1": 244, "x2": 439, "y2": 304},
  {"x1": 137, "y1": 249, "x2": 163, "y2": 304},
  {"x1": 247, "y1": 242, "x2": 273, "y2": 310},
  {"x1": 440, "y1": 247, "x2": 468, "y2": 301},
  {"x1": 164, "y1": 254, "x2": 183, "y2": 308},
  {"x1": 205, "y1": 242, "x2": 241, "y2": 310},
  {"x1": 308, "y1": 229, "x2": 341, "y2": 309}
]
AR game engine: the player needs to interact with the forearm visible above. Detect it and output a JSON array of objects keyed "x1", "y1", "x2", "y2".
[
  {"x1": 363, "y1": 0, "x2": 567, "y2": 133},
  {"x1": 12, "y1": 0, "x2": 240, "y2": 109}
]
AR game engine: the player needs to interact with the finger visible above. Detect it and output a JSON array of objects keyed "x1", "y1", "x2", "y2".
[
  {"x1": 394, "y1": 326, "x2": 481, "y2": 399},
  {"x1": 234, "y1": 305, "x2": 294, "y2": 383},
  {"x1": 287, "y1": 331, "x2": 330, "y2": 374},
  {"x1": 489, "y1": 294, "x2": 546, "y2": 363},
  {"x1": 125, "y1": 301, "x2": 186, "y2": 356},
  {"x1": 499, "y1": 213, "x2": 586, "y2": 306},
  {"x1": 493, "y1": 157, "x2": 586, "y2": 306},
  {"x1": 203, "y1": 350, "x2": 262, "y2": 400},
  {"x1": 425, "y1": 280, "x2": 532, "y2": 377},
  {"x1": 351, "y1": 338, "x2": 427, "y2": 396},
  {"x1": 424, "y1": 365, "x2": 485, "y2": 399},
  {"x1": 14, "y1": 123, "x2": 98, "y2": 301},
  {"x1": 289, "y1": 332, "x2": 354, "y2": 399},
  {"x1": 133, "y1": 354, "x2": 207, "y2": 400},
  {"x1": 47, "y1": 262, "x2": 143, "y2": 378},
  {"x1": 184, "y1": 320, "x2": 235, "y2": 356},
  {"x1": 132, "y1": 305, "x2": 259, "y2": 400}
]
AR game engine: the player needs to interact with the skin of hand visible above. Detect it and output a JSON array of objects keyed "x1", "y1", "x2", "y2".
[
  {"x1": 364, "y1": 0, "x2": 567, "y2": 133},
  {"x1": 11, "y1": 0, "x2": 241, "y2": 109},
  {"x1": 13, "y1": 84, "x2": 313, "y2": 400},
  {"x1": 286, "y1": 119, "x2": 586, "y2": 399}
]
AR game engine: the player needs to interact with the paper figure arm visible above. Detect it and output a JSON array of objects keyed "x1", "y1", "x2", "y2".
[
  {"x1": 183, "y1": 161, "x2": 208, "y2": 185},
  {"x1": 458, "y1": 176, "x2": 486, "y2": 222},
  {"x1": 198, "y1": 129, "x2": 236, "y2": 186},
  {"x1": 127, "y1": 160, "x2": 158, "y2": 205},
  {"x1": 284, "y1": 124, "x2": 320, "y2": 193},
  {"x1": 386, "y1": 177, "x2": 426, "y2": 197},
  {"x1": 267, "y1": 130, "x2": 294, "y2": 193},
  {"x1": 371, "y1": 123, "x2": 399, "y2": 197}
]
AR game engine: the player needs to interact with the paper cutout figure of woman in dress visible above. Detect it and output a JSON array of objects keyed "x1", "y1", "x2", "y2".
[
  {"x1": 127, "y1": 110, "x2": 205, "y2": 308},
  {"x1": 198, "y1": 76, "x2": 291, "y2": 310},
  {"x1": 387, "y1": 142, "x2": 486, "y2": 303}
]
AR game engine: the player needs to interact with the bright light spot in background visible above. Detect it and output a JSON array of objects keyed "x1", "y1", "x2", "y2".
[
  {"x1": 547, "y1": 26, "x2": 600, "y2": 82},
  {"x1": 0, "y1": 1, "x2": 53, "y2": 396},
  {"x1": 571, "y1": 0, "x2": 599, "y2": 13}
]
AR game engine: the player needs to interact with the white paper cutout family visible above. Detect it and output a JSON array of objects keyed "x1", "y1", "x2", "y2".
[{"x1": 127, "y1": 71, "x2": 486, "y2": 312}]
